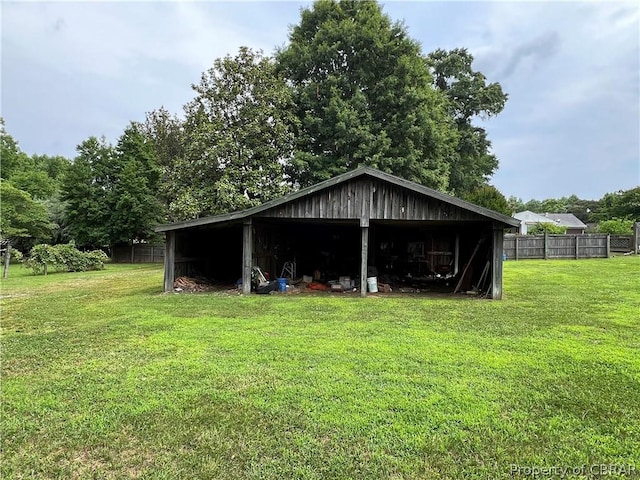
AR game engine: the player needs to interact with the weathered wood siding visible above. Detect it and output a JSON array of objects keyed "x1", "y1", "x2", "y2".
[
  {"x1": 504, "y1": 234, "x2": 610, "y2": 259},
  {"x1": 258, "y1": 179, "x2": 486, "y2": 222}
]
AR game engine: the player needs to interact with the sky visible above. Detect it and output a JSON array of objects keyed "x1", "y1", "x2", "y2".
[{"x1": 1, "y1": 1, "x2": 639, "y2": 201}]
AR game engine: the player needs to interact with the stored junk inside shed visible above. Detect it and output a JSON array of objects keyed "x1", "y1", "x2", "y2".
[{"x1": 156, "y1": 167, "x2": 520, "y2": 299}]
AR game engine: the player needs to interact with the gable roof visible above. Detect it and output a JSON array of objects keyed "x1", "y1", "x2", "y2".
[
  {"x1": 514, "y1": 210, "x2": 558, "y2": 224},
  {"x1": 156, "y1": 167, "x2": 520, "y2": 232},
  {"x1": 544, "y1": 213, "x2": 587, "y2": 229},
  {"x1": 514, "y1": 211, "x2": 586, "y2": 229}
]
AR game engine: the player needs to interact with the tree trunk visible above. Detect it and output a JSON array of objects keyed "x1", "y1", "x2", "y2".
[{"x1": 3, "y1": 241, "x2": 11, "y2": 279}]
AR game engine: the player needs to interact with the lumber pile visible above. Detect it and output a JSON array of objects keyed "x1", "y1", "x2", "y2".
[{"x1": 173, "y1": 276, "x2": 211, "y2": 292}]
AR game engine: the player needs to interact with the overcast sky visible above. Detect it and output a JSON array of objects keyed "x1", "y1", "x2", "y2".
[{"x1": 2, "y1": 1, "x2": 639, "y2": 201}]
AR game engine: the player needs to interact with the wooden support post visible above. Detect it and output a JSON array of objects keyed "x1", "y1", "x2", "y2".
[
  {"x1": 575, "y1": 235, "x2": 579, "y2": 259},
  {"x1": 163, "y1": 231, "x2": 175, "y2": 292},
  {"x1": 454, "y1": 234, "x2": 460, "y2": 275},
  {"x1": 515, "y1": 235, "x2": 519, "y2": 261},
  {"x1": 606, "y1": 234, "x2": 611, "y2": 258},
  {"x1": 634, "y1": 222, "x2": 640, "y2": 254},
  {"x1": 242, "y1": 219, "x2": 253, "y2": 294},
  {"x1": 360, "y1": 217, "x2": 369, "y2": 297},
  {"x1": 491, "y1": 227, "x2": 504, "y2": 300}
]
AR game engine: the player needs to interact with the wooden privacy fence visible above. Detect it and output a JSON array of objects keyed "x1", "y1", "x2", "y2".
[
  {"x1": 504, "y1": 234, "x2": 612, "y2": 260},
  {"x1": 610, "y1": 235, "x2": 634, "y2": 252},
  {"x1": 112, "y1": 244, "x2": 164, "y2": 263}
]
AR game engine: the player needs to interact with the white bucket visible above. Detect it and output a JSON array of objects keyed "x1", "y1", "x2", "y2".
[{"x1": 367, "y1": 276, "x2": 378, "y2": 293}]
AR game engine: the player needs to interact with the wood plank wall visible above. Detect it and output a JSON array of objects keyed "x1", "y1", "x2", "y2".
[{"x1": 259, "y1": 179, "x2": 485, "y2": 222}]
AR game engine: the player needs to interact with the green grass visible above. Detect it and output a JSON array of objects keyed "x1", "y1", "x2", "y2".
[{"x1": 1, "y1": 258, "x2": 639, "y2": 479}]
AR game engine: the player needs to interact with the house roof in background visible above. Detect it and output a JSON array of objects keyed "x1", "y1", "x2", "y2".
[
  {"x1": 514, "y1": 211, "x2": 557, "y2": 224},
  {"x1": 514, "y1": 211, "x2": 587, "y2": 229},
  {"x1": 545, "y1": 213, "x2": 587, "y2": 229},
  {"x1": 156, "y1": 167, "x2": 520, "y2": 232}
]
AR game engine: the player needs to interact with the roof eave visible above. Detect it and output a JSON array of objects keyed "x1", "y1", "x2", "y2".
[{"x1": 155, "y1": 167, "x2": 521, "y2": 232}]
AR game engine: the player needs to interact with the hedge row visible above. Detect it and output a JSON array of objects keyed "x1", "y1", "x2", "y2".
[{"x1": 24, "y1": 243, "x2": 109, "y2": 275}]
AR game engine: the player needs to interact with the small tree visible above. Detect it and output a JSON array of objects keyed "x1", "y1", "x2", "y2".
[
  {"x1": 23, "y1": 244, "x2": 59, "y2": 275},
  {"x1": 0, "y1": 180, "x2": 53, "y2": 277}
]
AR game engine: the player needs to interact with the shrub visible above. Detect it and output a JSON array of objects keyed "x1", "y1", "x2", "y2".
[
  {"x1": 24, "y1": 243, "x2": 109, "y2": 275},
  {"x1": 596, "y1": 218, "x2": 634, "y2": 235},
  {"x1": 24, "y1": 244, "x2": 60, "y2": 275},
  {"x1": 85, "y1": 249, "x2": 109, "y2": 270},
  {"x1": 528, "y1": 223, "x2": 566, "y2": 235}
]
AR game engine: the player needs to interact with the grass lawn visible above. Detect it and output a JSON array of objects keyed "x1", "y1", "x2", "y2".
[{"x1": 1, "y1": 257, "x2": 639, "y2": 479}]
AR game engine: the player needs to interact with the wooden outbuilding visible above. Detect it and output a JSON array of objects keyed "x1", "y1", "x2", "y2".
[{"x1": 156, "y1": 167, "x2": 519, "y2": 298}]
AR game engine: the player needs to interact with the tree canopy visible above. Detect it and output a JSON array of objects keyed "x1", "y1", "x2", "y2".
[
  {"x1": 508, "y1": 186, "x2": 640, "y2": 227},
  {"x1": 13, "y1": 1, "x2": 639, "y2": 244},
  {"x1": 276, "y1": 0, "x2": 458, "y2": 190},
  {"x1": 1, "y1": 120, "x2": 61, "y2": 251},
  {"x1": 0, "y1": 180, "x2": 53, "y2": 244},
  {"x1": 427, "y1": 48, "x2": 508, "y2": 195},
  {"x1": 164, "y1": 47, "x2": 297, "y2": 219},
  {"x1": 461, "y1": 184, "x2": 510, "y2": 216},
  {"x1": 61, "y1": 137, "x2": 113, "y2": 247},
  {"x1": 62, "y1": 126, "x2": 162, "y2": 248}
]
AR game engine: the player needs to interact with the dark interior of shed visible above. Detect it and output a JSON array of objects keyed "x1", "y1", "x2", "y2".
[
  {"x1": 172, "y1": 219, "x2": 495, "y2": 294},
  {"x1": 174, "y1": 224, "x2": 243, "y2": 282}
]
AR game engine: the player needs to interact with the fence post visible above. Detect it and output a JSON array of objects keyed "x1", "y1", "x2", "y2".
[
  {"x1": 633, "y1": 222, "x2": 640, "y2": 254},
  {"x1": 606, "y1": 234, "x2": 610, "y2": 258},
  {"x1": 575, "y1": 235, "x2": 579, "y2": 259},
  {"x1": 131, "y1": 244, "x2": 135, "y2": 263},
  {"x1": 515, "y1": 235, "x2": 519, "y2": 261},
  {"x1": 544, "y1": 232, "x2": 548, "y2": 259}
]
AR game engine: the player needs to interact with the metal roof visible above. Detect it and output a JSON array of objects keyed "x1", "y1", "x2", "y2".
[{"x1": 156, "y1": 167, "x2": 520, "y2": 232}]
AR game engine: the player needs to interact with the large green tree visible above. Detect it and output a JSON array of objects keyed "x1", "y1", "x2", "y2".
[
  {"x1": 462, "y1": 184, "x2": 511, "y2": 216},
  {"x1": 141, "y1": 107, "x2": 186, "y2": 220},
  {"x1": 276, "y1": 0, "x2": 457, "y2": 189},
  {"x1": 426, "y1": 48, "x2": 507, "y2": 195},
  {"x1": 593, "y1": 187, "x2": 640, "y2": 222},
  {"x1": 0, "y1": 180, "x2": 53, "y2": 277},
  {"x1": 2, "y1": 119, "x2": 71, "y2": 200},
  {"x1": 109, "y1": 124, "x2": 163, "y2": 244},
  {"x1": 62, "y1": 127, "x2": 163, "y2": 248},
  {"x1": 172, "y1": 47, "x2": 297, "y2": 219},
  {"x1": 61, "y1": 137, "x2": 114, "y2": 247},
  {"x1": 1, "y1": 119, "x2": 66, "y2": 250},
  {"x1": 0, "y1": 118, "x2": 28, "y2": 181},
  {"x1": 0, "y1": 180, "x2": 53, "y2": 245}
]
